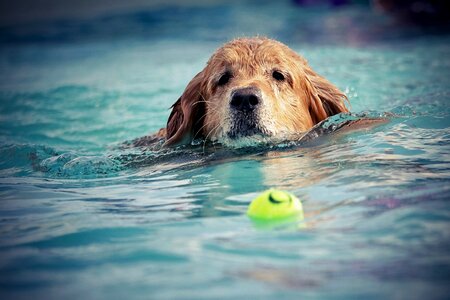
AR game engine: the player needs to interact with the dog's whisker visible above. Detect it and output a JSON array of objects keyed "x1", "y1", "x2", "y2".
[
  {"x1": 202, "y1": 122, "x2": 222, "y2": 153},
  {"x1": 194, "y1": 117, "x2": 215, "y2": 140}
]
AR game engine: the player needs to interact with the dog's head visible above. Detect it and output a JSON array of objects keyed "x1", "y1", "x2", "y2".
[{"x1": 165, "y1": 37, "x2": 348, "y2": 146}]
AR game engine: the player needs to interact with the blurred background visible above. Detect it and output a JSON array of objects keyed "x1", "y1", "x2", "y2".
[{"x1": 1, "y1": 0, "x2": 449, "y2": 44}]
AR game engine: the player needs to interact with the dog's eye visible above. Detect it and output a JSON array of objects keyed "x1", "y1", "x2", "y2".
[
  {"x1": 218, "y1": 72, "x2": 231, "y2": 86},
  {"x1": 272, "y1": 70, "x2": 285, "y2": 81}
]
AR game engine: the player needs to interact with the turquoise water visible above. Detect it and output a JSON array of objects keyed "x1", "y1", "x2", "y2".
[{"x1": 1, "y1": 1, "x2": 450, "y2": 299}]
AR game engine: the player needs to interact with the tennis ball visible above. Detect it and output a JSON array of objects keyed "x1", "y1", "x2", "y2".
[{"x1": 247, "y1": 189, "x2": 304, "y2": 221}]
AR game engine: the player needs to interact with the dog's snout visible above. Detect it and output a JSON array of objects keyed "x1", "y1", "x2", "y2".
[{"x1": 230, "y1": 87, "x2": 261, "y2": 113}]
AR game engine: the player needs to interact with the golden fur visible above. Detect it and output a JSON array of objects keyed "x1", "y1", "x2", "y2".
[{"x1": 161, "y1": 37, "x2": 349, "y2": 146}]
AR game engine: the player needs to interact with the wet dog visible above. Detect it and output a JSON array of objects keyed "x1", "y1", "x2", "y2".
[{"x1": 135, "y1": 37, "x2": 350, "y2": 148}]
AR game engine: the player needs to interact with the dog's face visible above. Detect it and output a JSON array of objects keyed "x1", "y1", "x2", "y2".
[{"x1": 165, "y1": 38, "x2": 348, "y2": 146}]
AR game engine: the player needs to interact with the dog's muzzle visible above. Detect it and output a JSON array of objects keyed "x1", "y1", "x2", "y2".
[{"x1": 228, "y1": 87, "x2": 266, "y2": 139}]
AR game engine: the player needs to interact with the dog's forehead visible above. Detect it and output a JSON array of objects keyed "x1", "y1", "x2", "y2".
[{"x1": 209, "y1": 38, "x2": 297, "y2": 69}]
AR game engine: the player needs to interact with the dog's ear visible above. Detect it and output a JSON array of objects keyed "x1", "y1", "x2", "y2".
[
  {"x1": 304, "y1": 67, "x2": 349, "y2": 124},
  {"x1": 165, "y1": 71, "x2": 206, "y2": 146}
]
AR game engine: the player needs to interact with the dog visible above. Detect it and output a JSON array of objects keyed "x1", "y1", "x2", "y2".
[{"x1": 134, "y1": 37, "x2": 350, "y2": 148}]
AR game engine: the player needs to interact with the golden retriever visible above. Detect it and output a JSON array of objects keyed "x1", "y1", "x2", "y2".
[{"x1": 140, "y1": 37, "x2": 350, "y2": 147}]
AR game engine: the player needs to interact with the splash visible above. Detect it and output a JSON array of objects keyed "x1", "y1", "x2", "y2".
[{"x1": 0, "y1": 111, "x2": 395, "y2": 179}]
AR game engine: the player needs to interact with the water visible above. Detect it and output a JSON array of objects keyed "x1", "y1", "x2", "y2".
[{"x1": 1, "y1": 1, "x2": 450, "y2": 299}]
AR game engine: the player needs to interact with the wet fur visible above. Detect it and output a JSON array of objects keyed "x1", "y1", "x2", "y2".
[{"x1": 153, "y1": 37, "x2": 349, "y2": 147}]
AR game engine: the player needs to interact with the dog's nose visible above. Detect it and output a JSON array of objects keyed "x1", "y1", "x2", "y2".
[{"x1": 230, "y1": 87, "x2": 261, "y2": 113}]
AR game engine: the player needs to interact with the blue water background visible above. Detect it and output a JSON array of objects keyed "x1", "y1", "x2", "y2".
[{"x1": 0, "y1": 1, "x2": 450, "y2": 299}]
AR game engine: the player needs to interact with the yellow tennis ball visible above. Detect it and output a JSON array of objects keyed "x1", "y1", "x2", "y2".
[{"x1": 247, "y1": 189, "x2": 304, "y2": 221}]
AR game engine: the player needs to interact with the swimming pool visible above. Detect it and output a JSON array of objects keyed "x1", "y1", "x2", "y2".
[{"x1": 1, "y1": 1, "x2": 449, "y2": 299}]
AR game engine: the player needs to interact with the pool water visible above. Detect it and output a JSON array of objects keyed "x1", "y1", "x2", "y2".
[{"x1": 1, "y1": 1, "x2": 450, "y2": 299}]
